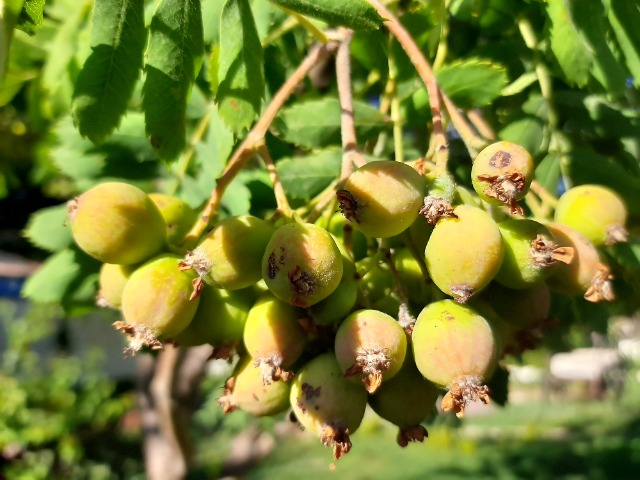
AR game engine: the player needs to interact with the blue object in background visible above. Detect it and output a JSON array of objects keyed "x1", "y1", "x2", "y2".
[{"x1": 0, "y1": 277, "x2": 26, "y2": 299}]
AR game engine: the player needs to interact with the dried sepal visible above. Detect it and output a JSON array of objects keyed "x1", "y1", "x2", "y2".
[
  {"x1": 584, "y1": 264, "x2": 615, "y2": 302},
  {"x1": 441, "y1": 378, "x2": 491, "y2": 418},
  {"x1": 397, "y1": 425, "x2": 428, "y2": 447},
  {"x1": 419, "y1": 196, "x2": 457, "y2": 225},
  {"x1": 476, "y1": 172, "x2": 526, "y2": 215}
]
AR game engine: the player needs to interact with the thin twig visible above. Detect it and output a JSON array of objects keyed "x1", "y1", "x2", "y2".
[
  {"x1": 466, "y1": 109, "x2": 496, "y2": 141},
  {"x1": 258, "y1": 144, "x2": 293, "y2": 217},
  {"x1": 182, "y1": 41, "x2": 340, "y2": 247},
  {"x1": 336, "y1": 28, "x2": 365, "y2": 178},
  {"x1": 441, "y1": 92, "x2": 488, "y2": 158},
  {"x1": 367, "y1": 0, "x2": 448, "y2": 172}
]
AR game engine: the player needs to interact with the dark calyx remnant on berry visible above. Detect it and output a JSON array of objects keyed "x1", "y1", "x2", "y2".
[
  {"x1": 441, "y1": 378, "x2": 491, "y2": 418},
  {"x1": 397, "y1": 425, "x2": 428, "y2": 448},
  {"x1": 321, "y1": 423, "x2": 352, "y2": 460},
  {"x1": 530, "y1": 235, "x2": 574, "y2": 267},
  {"x1": 218, "y1": 376, "x2": 237, "y2": 414},
  {"x1": 113, "y1": 321, "x2": 164, "y2": 355},
  {"x1": 585, "y1": 264, "x2": 615, "y2": 303},
  {"x1": 255, "y1": 353, "x2": 294, "y2": 384},
  {"x1": 476, "y1": 172, "x2": 526, "y2": 215},
  {"x1": 450, "y1": 284, "x2": 475, "y2": 304},
  {"x1": 419, "y1": 196, "x2": 457, "y2": 225},
  {"x1": 606, "y1": 225, "x2": 629, "y2": 246},
  {"x1": 343, "y1": 347, "x2": 391, "y2": 394},
  {"x1": 178, "y1": 254, "x2": 206, "y2": 300},
  {"x1": 289, "y1": 266, "x2": 317, "y2": 306},
  {"x1": 336, "y1": 189, "x2": 360, "y2": 223}
]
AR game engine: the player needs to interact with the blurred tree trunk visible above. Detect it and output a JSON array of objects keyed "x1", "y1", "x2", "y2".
[{"x1": 138, "y1": 344, "x2": 211, "y2": 480}]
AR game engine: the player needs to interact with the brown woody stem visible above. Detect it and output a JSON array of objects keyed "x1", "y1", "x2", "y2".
[
  {"x1": 258, "y1": 144, "x2": 293, "y2": 217},
  {"x1": 367, "y1": 0, "x2": 448, "y2": 172},
  {"x1": 182, "y1": 41, "x2": 340, "y2": 248},
  {"x1": 336, "y1": 28, "x2": 366, "y2": 179}
]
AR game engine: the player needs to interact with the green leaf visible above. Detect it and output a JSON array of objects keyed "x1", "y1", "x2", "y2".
[
  {"x1": 23, "y1": 204, "x2": 74, "y2": 252},
  {"x1": 216, "y1": 0, "x2": 264, "y2": 134},
  {"x1": 276, "y1": 148, "x2": 341, "y2": 208},
  {"x1": 16, "y1": 0, "x2": 45, "y2": 36},
  {"x1": 276, "y1": 98, "x2": 388, "y2": 148},
  {"x1": 546, "y1": 0, "x2": 592, "y2": 87},
  {"x1": 606, "y1": 0, "x2": 640, "y2": 83},
  {"x1": 436, "y1": 58, "x2": 508, "y2": 108},
  {"x1": 535, "y1": 151, "x2": 561, "y2": 195},
  {"x1": 268, "y1": 0, "x2": 382, "y2": 31},
  {"x1": 569, "y1": 0, "x2": 627, "y2": 95},
  {"x1": 21, "y1": 249, "x2": 99, "y2": 304},
  {"x1": 143, "y1": 0, "x2": 204, "y2": 161},
  {"x1": 72, "y1": 0, "x2": 146, "y2": 144}
]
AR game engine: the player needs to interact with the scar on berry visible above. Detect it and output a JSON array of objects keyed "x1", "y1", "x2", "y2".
[
  {"x1": 489, "y1": 150, "x2": 512, "y2": 168},
  {"x1": 301, "y1": 382, "x2": 321, "y2": 401},
  {"x1": 267, "y1": 251, "x2": 279, "y2": 279},
  {"x1": 336, "y1": 189, "x2": 360, "y2": 223}
]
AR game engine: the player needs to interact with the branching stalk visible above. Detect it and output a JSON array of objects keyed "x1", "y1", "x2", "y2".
[
  {"x1": 367, "y1": 0, "x2": 448, "y2": 172},
  {"x1": 336, "y1": 28, "x2": 365, "y2": 178},
  {"x1": 258, "y1": 144, "x2": 293, "y2": 217},
  {"x1": 182, "y1": 41, "x2": 340, "y2": 247}
]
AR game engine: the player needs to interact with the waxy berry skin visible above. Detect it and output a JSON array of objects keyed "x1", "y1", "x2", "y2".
[
  {"x1": 425, "y1": 204, "x2": 504, "y2": 303},
  {"x1": 262, "y1": 222, "x2": 343, "y2": 308},
  {"x1": 412, "y1": 299, "x2": 498, "y2": 417},
  {"x1": 554, "y1": 184, "x2": 628, "y2": 246},
  {"x1": 337, "y1": 161, "x2": 426, "y2": 238},
  {"x1": 290, "y1": 353, "x2": 368, "y2": 460},
  {"x1": 471, "y1": 141, "x2": 534, "y2": 214},
  {"x1": 69, "y1": 182, "x2": 166, "y2": 265}
]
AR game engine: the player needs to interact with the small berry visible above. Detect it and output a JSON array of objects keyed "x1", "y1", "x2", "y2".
[
  {"x1": 337, "y1": 161, "x2": 426, "y2": 238},
  {"x1": 68, "y1": 182, "x2": 166, "y2": 264},
  {"x1": 412, "y1": 299, "x2": 499, "y2": 417},
  {"x1": 554, "y1": 184, "x2": 628, "y2": 246},
  {"x1": 425, "y1": 205, "x2": 504, "y2": 302},
  {"x1": 290, "y1": 353, "x2": 368, "y2": 460},
  {"x1": 262, "y1": 222, "x2": 343, "y2": 307},
  {"x1": 335, "y1": 309, "x2": 408, "y2": 393},
  {"x1": 471, "y1": 141, "x2": 534, "y2": 214},
  {"x1": 116, "y1": 255, "x2": 200, "y2": 354},
  {"x1": 243, "y1": 295, "x2": 306, "y2": 383},
  {"x1": 148, "y1": 193, "x2": 198, "y2": 246}
]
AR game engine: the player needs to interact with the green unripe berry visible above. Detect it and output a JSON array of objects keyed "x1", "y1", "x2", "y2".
[
  {"x1": 425, "y1": 205, "x2": 504, "y2": 303},
  {"x1": 117, "y1": 255, "x2": 200, "y2": 353},
  {"x1": 182, "y1": 215, "x2": 274, "y2": 291},
  {"x1": 218, "y1": 357, "x2": 291, "y2": 417},
  {"x1": 554, "y1": 184, "x2": 628, "y2": 246},
  {"x1": 471, "y1": 141, "x2": 534, "y2": 214},
  {"x1": 337, "y1": 161, "x2": 426, "y2": 238},
  {"x1": 243, "y1": 295, "x2": 306, "y2": 383},
  {"x1": 148, "y1": 193, "x2": 198, "y2": 246},
  {"x1": 68, "y1": 182, "x2": 166, "y2": 264},
  {"x1": 335, "y1": 309, "x2": 408, "y2": 393},
  {"x1": 262, "y1": 222, "x2": 342, "y2": 307},
  {"x1": 97, "y1": 263, "x2": 134, "y2": 309},
  {"x1": 172, "y1": 286, "x2": 254, "y2": 351},
  {"x1": 546, "y1": 223, "x2": 615, "y2": 302},
  {"x1": 368, "y1": 352, "x2": 439, "y2": 447},
  {"x1": 412, "y1": 299, "x2": 498, "y2": 417},
  {"x1": 495, "y1": 218, "x2": 573, "y2": 289},
  {"x1": 290, "y1": 353, "x2": 368, "y2": 460}
]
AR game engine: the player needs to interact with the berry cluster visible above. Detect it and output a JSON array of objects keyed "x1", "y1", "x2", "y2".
[{"x1": 67, "y1": 141, "x2": 628, "y2": 460}]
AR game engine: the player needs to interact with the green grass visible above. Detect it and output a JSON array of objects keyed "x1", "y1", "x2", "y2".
[{"x1": 238, "y1": 398, "x2": 640, "y2": 480}]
